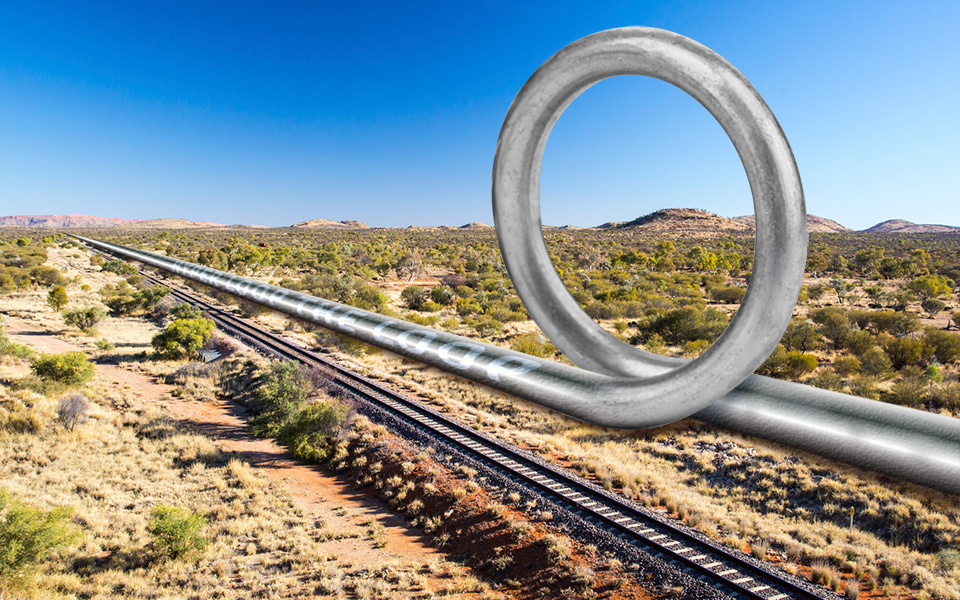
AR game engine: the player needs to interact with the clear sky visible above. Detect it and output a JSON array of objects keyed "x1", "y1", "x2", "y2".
[{"x1": 0, "y1": 1, "x2": 957, "y2": 229}]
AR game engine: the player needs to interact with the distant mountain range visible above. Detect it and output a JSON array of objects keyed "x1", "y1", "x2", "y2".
[
  {"x1": 1, "y1": 211, "x2": 957, "y2": 234},
  {"x1": 0, "y1": 214, "x2": 232, "y2": 229}
]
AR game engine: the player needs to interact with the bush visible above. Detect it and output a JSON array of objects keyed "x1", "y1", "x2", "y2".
[
  {"x1": 101, "y1": 282, "x2": 170, "y2": 316},
  {"x1": 249, "y1": 361, "x2": 353, "y2": 462},
  {"x1": 0, "y1": 489, "x2": 77, "y2": 583},
  {"x1": 834, "y1": 355, "x2": 861, "y2": 377},
  {"x1": 57, "y1": 392, "x2": 89, "y2": 432},
  {"x1": 401, "y1": 285, "x2": 426, "y2": 310},
  {"x1": 883, "y1": 337, "x2": 933, "y2": 370},
  {"x1": 101, "y1": 260, "x2": 138, "y2": 277},
  {"x1": 847, "y1": 376, "x2": 880, "y2": 400},
  {"x1": 30, "y1": 353, "x2": 94, "y2": 386},
  {"x1": 151, "y1": 318, "x2": 215, "y2": 360},
  {"x1": 29, "y1": 265, "x2": 65, "y2": 287},
  {"x1": 785, "y1": 351, "x2": 818, "y2": 378},
  {"x1": 147, "y1": 505, "x2": 207, "y2": 560},
  {"x1": 709, "y1": 285, "x2": 746, "y2": 304},
  {"x1": 170, "y1": 303, "x2": 207, "y2": 321},
  {"x1": 249, "y1": 361, "x2": 311, "y2": 437},
  {"x1": 0, "y1": 322, "x2": 33, "y2": 360},
  {"x1": 46, "y1": 285, "x2": 68, "y2": 311},
  {"x1": 511, "y1": 332, "x2": 556, "y2": 358},
  {"x1": 860, "y1": 347, "x2": 893, "y2": 378},
  {"x1": 62, "y1": 306, "x2": 104, "y2": 332},
  {"x1": 277, "y1": 399, "x2": 353, "y2": 463},
  {"x1": 430, "y1": 285, "x2": 455, "y2": 305},
  {"x1": 924, "y1": 329, "x2": 960, "y2": 364}
]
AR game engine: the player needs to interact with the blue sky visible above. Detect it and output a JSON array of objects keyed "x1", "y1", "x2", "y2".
[{"x1": 0, "y1": 1, "x2": 957, "y2": 229}]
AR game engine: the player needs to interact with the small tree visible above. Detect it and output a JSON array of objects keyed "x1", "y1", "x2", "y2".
[
  {"x1": 926, "y1": 363, "x2": 943, "y2": 411},
  {"x1": 147, "y1": 505, "x2": 207, "y2": 560},
  {"x1": 57, "y1": 392, "x2": 89, "y2": 432},
  {"x1": 62, "y1": 306, "x2": 104, "y2": 332},
  {"x1": 46, "y1": 285, "x2": 68, "y2": 311},
  {"x1": 151, "y1": 318, "x2": 215, "y2": 360}
]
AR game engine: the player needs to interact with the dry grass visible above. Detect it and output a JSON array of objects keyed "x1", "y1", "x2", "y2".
[
  {"x1": 344, "y1": 351, "x2": 960, "y2": 600},
  {"x1": 0, "y1": 361, "x2": 483, "y2": 599}
]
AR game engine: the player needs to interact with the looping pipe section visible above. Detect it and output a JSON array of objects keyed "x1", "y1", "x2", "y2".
[
  {"x1": 494, "y1": 27, "x2": 807, "y2": 421},
  {"x1": 72, "y1": 236, "x2": 960, "y2": 495}
]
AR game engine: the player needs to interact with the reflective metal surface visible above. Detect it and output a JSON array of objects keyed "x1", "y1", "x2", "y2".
[
  {"x1": 72, "y1": 236, "x2": 960, "y2": 494},
  {"x1": 494, "y1": 27, "x2": 807, "y2": 421}
]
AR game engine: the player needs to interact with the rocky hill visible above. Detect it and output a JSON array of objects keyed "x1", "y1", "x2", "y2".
[
  {"x1": 731, "y1": 214, "x2": 851, "y2": 233},
  {"x1": 612, "y1": 209, "x2": 751, "y2": 237},
  {"x1": 863, "y1": 219, "x2": 960, "y2": 234},
  {"x1": 0, "y1": 214, "x2": 136, "y2": 228},
  {"x1": 291, "y1": 218, "x2": 370, "y2": 229},
  {"x1": 459, "y1": 222, "x2": 494, "y2": 229}
]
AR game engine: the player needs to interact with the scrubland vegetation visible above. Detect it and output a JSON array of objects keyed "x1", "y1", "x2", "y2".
[{"x1": 2, "y1": 226, "x2": 960, "y2": 599}]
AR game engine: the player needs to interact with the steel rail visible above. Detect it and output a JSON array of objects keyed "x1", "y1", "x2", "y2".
[
  {"x1": 146, "y1": 273, "x2": 830, "y2": 600},
  {"x1": 71, "y1": 236, "x2": 960, "y2": 495}
]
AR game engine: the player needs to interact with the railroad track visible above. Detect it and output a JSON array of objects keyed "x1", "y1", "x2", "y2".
[{"x1": 132, "y1": 265, "x2": 830, "y2": 600}]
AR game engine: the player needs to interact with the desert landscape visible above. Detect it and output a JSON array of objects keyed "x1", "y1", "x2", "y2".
[{"x1": 1, "y1": 210, "x2": 959, "y2": 599}]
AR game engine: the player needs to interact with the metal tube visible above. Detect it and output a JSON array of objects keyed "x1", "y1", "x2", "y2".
[
  {"x1": 73, "y1": 235, "x2": 960, "y2": 495},
  {"x1": 494, "y1": 27, "x2": 808, "y2": 424}
]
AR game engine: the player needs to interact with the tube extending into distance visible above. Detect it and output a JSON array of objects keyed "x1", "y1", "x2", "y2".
[{"x1": 73, "y1": 235, "x2": 960, "y2": 495}]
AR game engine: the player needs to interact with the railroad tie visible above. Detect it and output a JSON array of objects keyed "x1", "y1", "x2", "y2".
[
  {"x1": 731, "y1": 576, "x2": 754, "y2": 584},
  {"x1": 716, "y1": 568, "x2": 737, "y2": 576},
  {"x1": 749, "y1": 585, "x2": 770, "y2": 593},
  {"x1": 767, "y1": 594, "x2": 790, "y2": 600}
]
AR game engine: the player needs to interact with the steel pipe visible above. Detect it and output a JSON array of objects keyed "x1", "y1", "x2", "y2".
[
  {"x1": 72, "y1": 235, "x2": 960, "y2": 495},
  {"x1": 494, "y1": 27, "x2": 807, "y2": 421}
]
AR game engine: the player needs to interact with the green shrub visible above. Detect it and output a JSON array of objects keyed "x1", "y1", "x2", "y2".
[
  {"x1": 0, "y1": 489, "x2": 78, "y2": 584},
  {"x1": 834, "y1": 355, "x2": 861, "y2": 377},
  {"x1": 430, "y1": 285, "x2": 455, "y2": 305},
  {"x1": 924, "y1": 329, "x2": 960, "y2": 364},
  {"x1": 147, "y1": 505, "x2": 207, "y2": 560},
  {"x1": 29, "y1": 265, "x2": 65, "y2": 287},
  {"x1": 883, "y1": 337, "x2": 933, "y2": 370},
  {"x1": 847, "y1": 376, "x2": 881, "y2": 400},
  {"x1": 30, "y1": 353, "x2": 94, "y2": 386},
  {"x1": 785, "y1": 351, "x2": 819, "y2": 377},
  {"x1": 278, "y1": 400, "x2": 352, "y2": 463},
  {"x1": 46, "y1": 285, "x2": 68, "y2": 311},
  {"x1": 151, "y1": 318, "x2": 215, "y2": 360},
  {"x1": 0, "y1": 322, "x2": 33, "y2": 360},
  {"x1": 860, "y1": 347, "x2": 893, "y2": 378},
  {"x1": 401, "y1": 285, "x2": 426, "y2": 310},
  {"x1": 511, "y1": 332, "x2": 556, "y2": 358},
  {"x1": 709, "y1": 285, "x2": 746, "y2": 304},
  {"x1": 101, "y1": 260, "x2": 138, "y2": 277},
  {"x1": 249, "y1": 361, "x2": 310, "y2": 437},
  {"x1": 62, "y1": 306, "x2": 104, "y2": 332},
  {"x1": 170, "y1": 303, "x2": 207, "y2": 321}
]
